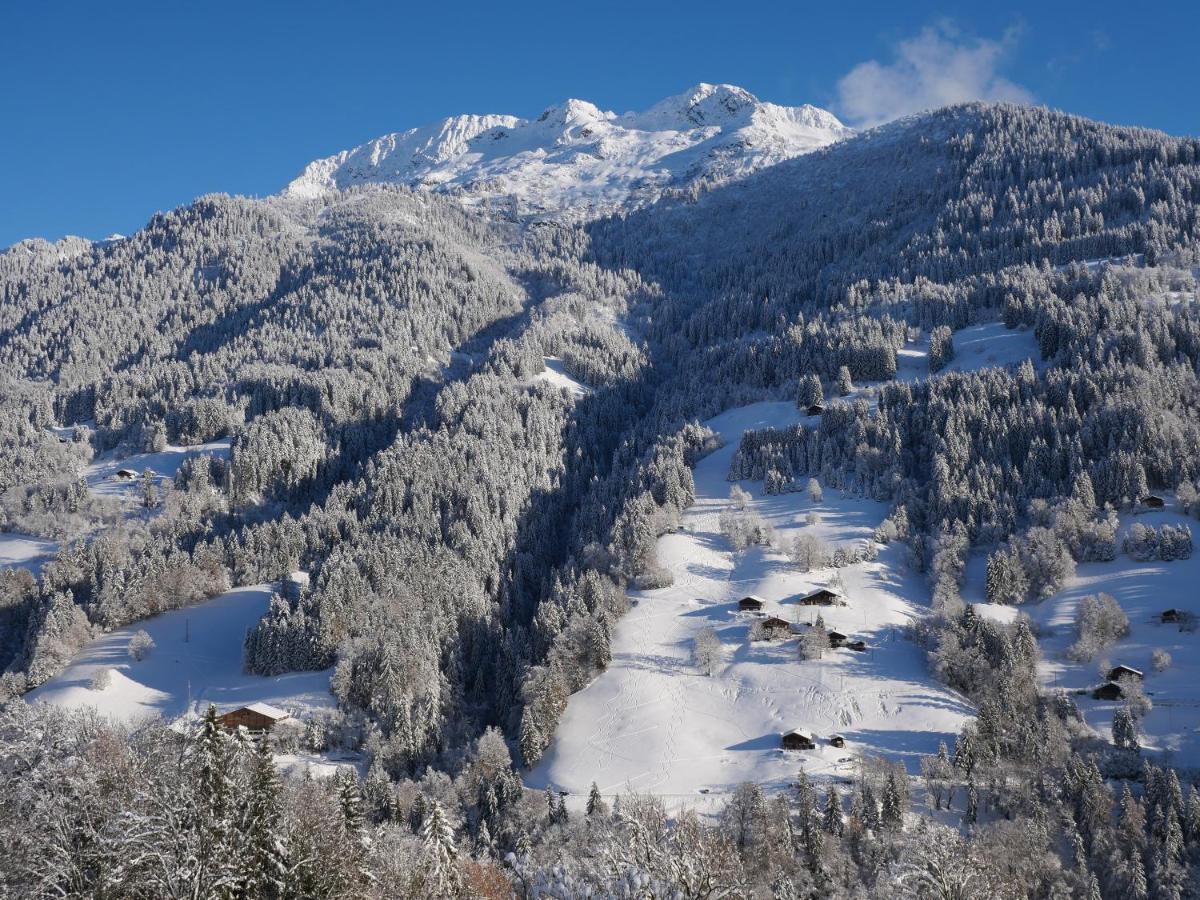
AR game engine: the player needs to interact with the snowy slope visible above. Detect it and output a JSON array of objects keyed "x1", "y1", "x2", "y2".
[
  {"x1": 965, "y1": 506, "x2": 1200, "y2": 768},
  {"x1": 28, "y1": 584, "x2": 334, "y2": 726},
  {"x1": 85, "y1": 438, "x2": 231, "y2": 503},
  {"x1": 528, "y1": 402, "x2": 973, "y2": 808},
  {"x1": 285, "y1": 84, "x2": 850, "y2": 220},
  {"x1": 0, "y1": 532, "x2": 59, "y2": 575}
]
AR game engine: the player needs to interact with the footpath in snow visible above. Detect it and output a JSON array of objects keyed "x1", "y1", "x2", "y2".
[{"x1": 529, "y1": 401, "x2": 974, "y2": 808}]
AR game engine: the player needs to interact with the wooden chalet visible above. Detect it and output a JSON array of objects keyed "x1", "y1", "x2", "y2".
[
  {"x1": 218, "y1": 702, "x2": 290, "y2": 732},
  {"x1": 806, "y1": 404, "x2": 825, "y2": 416},
  {"x1": 829, "y1": 734, "x2": 846, "y2": 748},
  {"x1": 781, "y1": 729, "x2": 816, "y2": 751},
  {"x1": 739, "y1": 596, "x2": 765, "y2": 612},
  {"x1": 1161, "y1": 609, "x2": 1183, "y2": 624},
  {"x1": 1107, "y1": 665, "x2": 1144, "y2": 682},
  {"x1": 827, "y1": 630, "x2": 848, "y2": 648},
  {"x1": 797, "y1": 588, "x2": 839, "y2": 607},
  {"x1": 846, "y1": 640, "x2": 867, "y2": 652},
  {"x1": 1143, "y1": 495, "x2": 1166, "y2": 509},
  {"x1": 761, "y1": 616, "x2": 792, "y2": 638},
  {"x1": 1093, "y1": 682, "x2": 1123, "y2": 701},
  {"x1": 115, "y1": 468, "x2": 138, "y2": 480}
]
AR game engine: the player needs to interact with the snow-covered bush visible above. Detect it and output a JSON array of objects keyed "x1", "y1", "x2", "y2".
[
  {"x1": 718, "y1": 509, "x2": 773, "y2": 550},
  {"x1": 90, "y1": 668, "x2": 112, "y2": 691},
  {"x1": 1152, "y1": 648, "x2": 1172, "y2": 672},
  {"x1": 787, "y1": 534, "x2": 829, "y2": 572},
  {"x1": 729, "y1": 484, "x2": 751, "y2": 511},
  {"x1": 127, "y1": 629, "x2": 156, "y2": 662}
]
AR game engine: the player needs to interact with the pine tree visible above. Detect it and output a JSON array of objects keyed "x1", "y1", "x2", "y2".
[
  {"x1": 964, "y1": 780, "x2": 978, "y2": 826},
  {"x1": 822, "y1": 787, "x2": 843, "y2": 837},
  {"x1": 836, "y1": 365, "x2": 853, "y2": 396},
  {"x1": 586, "y1": 781, "x2": 607, "y2": 817},
  {"x1": 240, "y1": 737, "x2": 289, "y2": 899},
  {"x1": 881, "y1": 770, "x2": 904, "y2": 831},
  {"x1": 420, "y1": 799, "x2": 462, "y2": 898}
]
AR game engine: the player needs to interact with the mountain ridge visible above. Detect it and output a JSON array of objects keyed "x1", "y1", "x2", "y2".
[{"x1": 284, "y1": 83, "x2": 851, "y2": 219}]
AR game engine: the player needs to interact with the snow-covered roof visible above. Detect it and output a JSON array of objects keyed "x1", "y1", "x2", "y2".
[{"x1": 239, "y1": 702, "x2": 290, "y2": 721}]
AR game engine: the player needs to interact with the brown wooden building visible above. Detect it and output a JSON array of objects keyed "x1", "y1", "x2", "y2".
[
  {"x1": 218, "y1": 702, "x2": 290, "y2": 732},
  {"x1": 1162, "y1": 609, "x2": 1183, "y2": 624},
  {"x1": 781, "y1": 729, "x2": 816, "y2": 751},
  {"x1": 1107, "y1": 665, "x2": 1144, "y2": 682},
  {"x1": 797, "y1": 588, "x2": 839, "y2": 606},
  {"x1": 761, "y1": 616, "x2": 792, "y2": 638},
  {"x1": 806, "y1": 404, "x2": 825, "y2": 416},
  {"x1": 739, "y1": 596, "x2": 765, "y2": 612},
  {"x1": 1143, "y1": 495, "x2": 1166, "y2": 509},
  {"x1": 1093, "y1": 682, "x2": 1123, "y2": 701}
]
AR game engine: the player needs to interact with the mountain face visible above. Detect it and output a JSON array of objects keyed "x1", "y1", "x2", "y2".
[{"x1": 284, "y1": 83, "x2": 850, "y2": 219}]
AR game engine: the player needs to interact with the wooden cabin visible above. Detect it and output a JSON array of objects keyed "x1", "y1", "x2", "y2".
[
  {"x1": 1143, "y1": 495, "x2": 1166, "y2": 509},
  {"x1": 761, "y1": 616, "x2": 792, "y2": 638},
  {"x1": 846, "y1": 640, "x2": 867, "y2": 652},
  {"x1": 827, "y1": 630, "x2": 848, "y2": 648},
  {"x1": 218, "y1": 702, "x2": 290, "y2": 732},
  {"x1": 781, "y1": 729, "x2": 816, "y2": 751},
  {"x1": 797, "y1": 588, "x2": 839, "y2": 606},
  {"x1": 1108, "y1": 665, "x2": 1144, "y2": 682},
  {"x1": 115, "y1": 468, "x2": 139, "y2": 480},
  {"x1": 806, "y1": 404, "x2": 825, "y2": 416},
  {"x1": 739, "y1": 596, "x2": 765, "y2": 612},
  {"x1": 1162, "y1": 609, "x2": 1183, "y2": 624},
  {"x1": 829, "y1": 735, "x2": 846, "y2": 749},
  {"x1": 1093, "y1": 682, "x2": 1123, "y2": 701}
]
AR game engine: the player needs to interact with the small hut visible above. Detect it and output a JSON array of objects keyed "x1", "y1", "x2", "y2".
[
  {"x1": 1142, "y1": 495, "x2": 1166, "y2": 509},
  {"x1": 739, "y1": 596, "x2": 765, "y2": 612},
  {"x1": 846, "y1": 640, "x2": 867, "y2": 652},
  {"x1": 218, "y1": 702, "x2": 290, "y2": 732},
  {"x1": 829, "y1": 734, "x2": 846, "y2": 749},
  {"x1": 1107, "y1": 665, "x2": 1144, "y2": 682},
  {"x1": 806, "y1": 404, "x2": 825, "y2": 417},
  {"x1": 827, "y1": 630, "x2": 848, "y2": 648},
  {"x1": 761, "y1": 616, "x2": 792, "y2": 638},
  {"x1": 115, "y1": 468, "x2": 138, "y2": 480},
  {"x1": 797, "y1": 588, "x2": 839, "y2": 607},
  {"x1": 1092, "y1": 682, "x2": 1123, "y2": 701},
  {"x1": 782, "y1": 729, "x2": 816, "y2": 751},
  {"x1": 1161, "y1": 609, "x2": 1183, "y2": 624}
]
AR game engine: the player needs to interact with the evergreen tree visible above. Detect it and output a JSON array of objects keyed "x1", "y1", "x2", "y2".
[
  {"x1": 240, "y1": 737, "x2": 289, "y2": 899},
  {"x1": 420, "y1": 799, "x2": 462, "y2": 898},
  {"x1": 586, "y1": 781, "x2": 607, "y2": 817}
]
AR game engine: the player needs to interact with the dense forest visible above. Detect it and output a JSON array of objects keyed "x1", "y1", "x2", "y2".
[{"x1": 3, "y1": 102, "x2": 1200, "y2": 896}]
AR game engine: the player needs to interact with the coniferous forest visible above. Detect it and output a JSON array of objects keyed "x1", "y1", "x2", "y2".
[{"x1": 3, "y1": 103, "x2": 1200, "y2": 896}]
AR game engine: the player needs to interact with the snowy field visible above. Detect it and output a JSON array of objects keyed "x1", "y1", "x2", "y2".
[
  {"x1": 85, "y1": 438, "x2": 231, "y2": 503},
  {"x1": 964, "y1": 507, "x2": 1200, "y2": 769},
  {"x1": 895, "y1": 321, "x2": 1040, "y2": 382},
  {"x1": 529, "y1": 402, "x2": 974, "y2": 809},
  {"x1": 0, "y1": 531, "x2": 59, "y2": 575},
  {"x1": 537, "y1": 356, "x2": 592, "y2": 397},
  {"x1": 29, "y1": 584, "x2": 334, "y2": 726}
]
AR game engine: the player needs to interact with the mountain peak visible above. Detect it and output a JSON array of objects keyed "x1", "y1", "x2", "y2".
[{"x1": 284, "y1": 84, "x2": 850, "y2": 219}]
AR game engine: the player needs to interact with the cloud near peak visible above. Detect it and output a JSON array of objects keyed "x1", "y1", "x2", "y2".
[{"x1": 836, "y1": 23, "x2": 1034, "y2": 128}]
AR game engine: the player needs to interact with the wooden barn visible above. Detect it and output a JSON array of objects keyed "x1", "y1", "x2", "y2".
[
  {"x1": 829, "y1": 734, "x2": 846, "y2": 748},
  {"x1": 115, "y1": 468, "x2": 138, "y2": 480},
  {"x1": 806, "y1": 404, "x2": 825, "y2": 416},
  {"x1": 1093, "y1": 682, "x2": 1123, "y2": 701},
  {"x1": 797, "y1": 588, "x2": 839, "y2": 606},
  {"x1": 781, "y1": 729, "x2": 816, "y2": 751},
  {"x1": 761, "y1": 616, "x2": 792, "y2": 638},
  {"x1": 1143, "y1": 495, "x2": 1166, "y2": 509},
  {"x1": 218, "y1": 702, "x2": 290, "y2": 732},
  {"x1": 1162, "y1": 609, "x2": 1183, "y2": 624},
  {"x1": 1108, "y1": 665, "x2": 1144, "y2": 682},
  {"x1": 739, "y1": 596, "x2": 765, "y2": 612},
  {"x1": 827, "y1": 630, "x2": 848, "y2": 648}
]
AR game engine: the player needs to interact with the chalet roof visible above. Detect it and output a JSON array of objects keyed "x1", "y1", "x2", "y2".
[
  {"x1": 236, "y1": 702, "x2": 290, "y2": 721},
  {"x1": 783, "y1": 728, "x2": 812, "y2": 739},
  {"x1": 762, "y1": 616, "x2": 790, "y2": 626},
  {"x1": 116, "y1": 468, "x2": 138, "y2": 477},
  {"x1": 827, "y1": 630, "x2": 849, "y2": 640},
  {"x1": 1109, "y1": 665, "x2": 1144, "y2": 678}
]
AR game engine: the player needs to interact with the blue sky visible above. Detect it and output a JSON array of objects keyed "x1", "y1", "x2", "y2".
[{"x1": 2, "y1": 0, "x2": 1196, "y2": 248}]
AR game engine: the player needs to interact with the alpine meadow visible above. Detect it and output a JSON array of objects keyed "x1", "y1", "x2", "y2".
[{"x1": 4, "y1": 77, "x2": 1200, "y2": 899}]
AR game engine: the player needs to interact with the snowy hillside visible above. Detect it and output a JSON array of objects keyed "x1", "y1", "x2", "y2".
[
  {"x1": 29, "y1": 584, "x2": 334, "y2": 725},
  {"x1": 284, "y1": 83, "x2": 850, "y2": 219},
  {"x1": 528, "y1": 402, "x2": 974, "y2": 808}
]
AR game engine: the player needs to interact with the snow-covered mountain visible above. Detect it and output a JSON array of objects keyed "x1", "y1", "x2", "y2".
[{"x1": 284, "y1": 83, "x2": 850, "y2": 219}]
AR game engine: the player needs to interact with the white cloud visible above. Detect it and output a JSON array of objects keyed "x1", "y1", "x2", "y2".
[{"x1": 835, "y1": 23, "x2": 1034, "y2": 128}]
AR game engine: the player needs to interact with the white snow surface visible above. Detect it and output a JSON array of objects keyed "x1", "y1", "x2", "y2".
[
  {"x1": 85, "y1": 438, "x2": 231, "y2": 502},
  {"x1": 285, "y1": 84, "x2": 849, "y2": 220},
  {"x1": 29, "y1": 584, "x2": 335, "y2": 726},
  {"x1": 0, "y1": 531, "x2": 59, "y2": 575},
  {"x1": 537, "y1": 357, "x2": 592, "y2": 398},
  {"x1": 528, "y1": 402, "x2": 973, "y2": 807},
  {"x1": 895, "y1": 321, "x2": 1040, "y2": 382}
]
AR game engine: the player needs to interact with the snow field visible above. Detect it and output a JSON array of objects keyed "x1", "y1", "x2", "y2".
[{"x1": 528, "y1": 402, "x2": 974, "y2": 810}]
